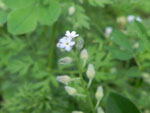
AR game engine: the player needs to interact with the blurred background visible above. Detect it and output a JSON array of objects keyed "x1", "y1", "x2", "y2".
[{"x1": 0, "y1": 0, "x2": 150, "y2": 113}]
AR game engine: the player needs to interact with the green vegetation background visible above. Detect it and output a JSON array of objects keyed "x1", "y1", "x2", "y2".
[{"x1": 0, "y1": 0, "x2": 150, "y2": 113}]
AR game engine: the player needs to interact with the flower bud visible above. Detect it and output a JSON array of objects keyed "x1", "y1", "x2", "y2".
[
  {"x1": 97, "y1": 107, "x2": 104, "y2": 113},
  {"x1": 56, "y1": 75, "x2": 71, "y2": 85},
  {"x1": 142, "y1": 73, "x2": 150, "y2": 84},
  {"x1": 65, "y1": 86, "x2": 77, "y2": 96},
  {"x1": 95, "y1": 86, "x2": 104, "y2": 100},
  {"x1": 68, "y1": 6, "x2": 75, "y2": 15},
  {"x1": 105, "y1": 27, "x2": 112, "y2": 38},
  {"x1": 86, "y1": 64, "x2": 95, "y2": 80},
  {"x1": 72, "y1": 111, "x2": 84, "y2": 113},
  {"x1": 80, "y1": 49, "x2": 88, "y2": 67},
  {"x1": 59, "y1": 57, "x2": 73, "y2": 64},
  {"x1": 0, "y1": 1, "x2": 7, "y2": 10},
  {"x1": 133, "y1": 42, "x2": 139, "y2": 49},
  {"x1": 80, "y1": 49, "x2": 88, "y2": 60},
  {"x1": 117, "y1": 16, "x2": 127, "y2": 29},
  {"x1": 76, "y1": 38, "x2": 84, "y2": 50}
]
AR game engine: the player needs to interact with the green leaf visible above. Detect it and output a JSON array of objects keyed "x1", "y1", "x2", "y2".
[
  {"x1": 88, "y1": 0, "x2": 112, "y2": 7},
  {"x1": 125, "y1": 66, "x2": 141, "y2": 78},
  {"x1": 0, "y1": 10, "x2": 8, "y2": 26},
  {"x1": 37, "y1": 0, "x2": 61, "y2": 25},
  {"x1": 106, "y1": 92, "x2": 141, "y2": 113},
  {"x1": 2, "y1": 0, "x2": 36, "y2": 9},
  {"x1": 111, "y1": 30, "x2": 133, "y2": 52},
  {"x1": 109, "y1": 46, "x2": 133, "y2": 60},
  {"x1": 109, "y1": 30, "x2": 134, "y2": 60},
  {"x1": 8, "y1": 7, "x2": 37, "y2": 35}
]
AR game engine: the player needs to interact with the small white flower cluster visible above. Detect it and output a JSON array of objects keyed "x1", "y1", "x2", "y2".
[
  {"x1": 57, "y1": 31, "x2": 79, "y2": 52},
  {"x1": 56, "y1": 31, "x2": 105, "y2": 113},
  {"x1": 127, "y1": 15, "x2": 142, "y2": 23}
]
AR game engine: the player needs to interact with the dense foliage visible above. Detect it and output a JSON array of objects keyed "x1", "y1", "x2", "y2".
[{"x1": 0, "y1": 0, "x2": 150, "y2": 113}]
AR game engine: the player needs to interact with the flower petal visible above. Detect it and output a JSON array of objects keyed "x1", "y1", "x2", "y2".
[
  {"x1": 70, "y1": 41, "x2": 75, "y2": 46},
  {"x1": 71, "y1": 31, "x2": 76, "y2": 35},
  {"x1": 65, "y1": 46, "x2": 72, "y2": 51},
  {"x1": 65, "y1": 31, "x2": 71, "y2": 36},
  {"x1": 59, "y1": 43, "x2": 65, "y2": 48}
]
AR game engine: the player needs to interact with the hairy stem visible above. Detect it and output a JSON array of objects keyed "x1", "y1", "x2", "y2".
[
  {"x1": 73, "y1": 52, "x2": 95, "y2": 113},
  {"x1": 48, "y1": 23, "x2": 57, "y2": 69}
]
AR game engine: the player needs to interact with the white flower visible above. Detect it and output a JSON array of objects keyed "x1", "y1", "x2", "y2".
[
  {"x1": 57, "y1": 37, "x2": 75, "y2": 51},
  {"x1": 136, "y1": 16, "x2": 142, "y2": 22},
  {"x1": 72, "y1": 111, "x2": 84, "y2": 113},
  {"x1": 56, "y1": 75, "x2": 71, "y2": 85},
  {"x1": 86, "y1": 64, "x2": 95, "y2": 80},
  {"x1": 65, "y1": 31, "x2": 79, "y2": 39},
  {"x1": 69, "y1": 6, "x2": 75, "y2": 15},
  {"x1": 127, "y1": 15, "x2": 135, "y2": 22},
  {"x1": 97, "y1": 107, "x2": 105, "y2": 113},
  {"x1": 59, "y1": 57, "x2": 73, "y2": 64},
  {"x1": 95, "y1": 86, "x2": 104, "y2": 100},
  {"x1": 105, "y1": 27, "x2": 112, "y2": 37},
  {"x1": 127, "y1": 15, "x2": 142, "y2": 23},
  {"x1": 65, "y1": 86, "x2": 77, "y2": 96}
]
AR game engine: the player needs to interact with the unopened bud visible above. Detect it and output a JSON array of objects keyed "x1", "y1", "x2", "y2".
[
  {"x1": 79, "y1": 0, "x2": 84, "y2": 4},
  {"x1": 95, "y1": 86, "x2": 104, "y2": 100},
  {"x1": 65, "y1": 86, "x2": 77, "y2": 96},
  {"x1": 72, "y1": 111, "x2": 84, "y2": 113},
  {"x1": 86, "y1": 64, "x2": 95, "y2": 80},
  {"x1": 105, "y1": 27, "x2": 112, "y2": 38},
  {"x1": 0, "y1": 1, "x2": 7, "y2": 10},
  {"x1": 80, "y1": 49, "x2": 88, "y2": 60},
  {"x1": 80, "y1": 49, "x2": 88, "y2": 67},
  {"x1": 76, "y1": 38, "x2": 84, "y2": 50},
  {"x1": 69, "y1": 6, "x2": 75, "y2": 15},
  {"x1": 117, "y1": 16, "x2": 127, "y2": 29},
  {"x1": 59, "y1": 57, "x2": 73, "y2": 64},
  {"x1": 97, "y1": 107, "x2": 105, "y2": 113},
  {"x1": 145, "y1": 110, "x2": 150, "y2": 113},
  {"x1": 133, "y1": 42, "x2": 139, "y2": 49},
  {"x1": 56, "y1": 75, "x2": 71, "y2": 85},
  {"x1": 142, "y1": 73, "x2": 150, "y2": 84}
]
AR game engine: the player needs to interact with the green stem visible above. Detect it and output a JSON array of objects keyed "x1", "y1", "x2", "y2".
[
  {"x1": 73, "y1": 51, "x2": 95, "y2": 113},
  {"x1": 48, "y1": 23, "x2": 57, "y2": 69},
  {"x1": 95, "y1": 99, "x2": 100, "y2": 110}
]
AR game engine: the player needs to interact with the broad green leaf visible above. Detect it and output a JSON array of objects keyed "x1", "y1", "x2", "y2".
[
  {"x1": 88, "y1": 0, "x2": 112, "y2": 7},
  {"x1": 111, "y1": 30, "x2": 133, "y2": 52},
  {"x1": 106, "y1": 92, "x2": 141, "y2": 113},
  {"x1": 109, "y1": 46, "x2": 133, "y2": 60},
  {"x1": 125, "y1": 66, "x2": 141, "y2": 77},
  {"x1": 110, "y1": 30, "x2": 134, "y2": 60},
  {"x1": 37, "y1": 0, "x2": 61, "y2": 25},
  {"x1": 2, "y1": 0, "x2": 36, "y2": 9},
  {"x1": 8, "y1": 7, "x2": 37, "y2": 35},
  {"x1": 0, "y1": 10, "x2": 8, "y2": 26}
]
